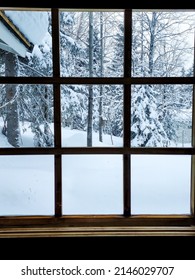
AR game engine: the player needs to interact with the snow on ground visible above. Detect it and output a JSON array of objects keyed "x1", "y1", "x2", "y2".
[{"x1": 0, "y1": 121, "x2": 191, "y2": 216}]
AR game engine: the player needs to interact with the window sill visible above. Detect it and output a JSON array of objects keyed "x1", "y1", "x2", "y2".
[
  {"x1": 0, "y1": 226, "x2": 195, "y2": 238},
  {"x1": 0, "y1": 215, "x2": 194, "y2": 237}
]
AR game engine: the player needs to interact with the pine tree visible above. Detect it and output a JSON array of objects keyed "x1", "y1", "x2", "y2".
[{"x1": 131, "y1": 85, "x2": 169, "y2": 147}]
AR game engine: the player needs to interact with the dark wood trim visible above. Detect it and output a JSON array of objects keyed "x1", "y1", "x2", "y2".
[
  {"x1": 0, "y1": 147, "x2": 194, "y2": 155},
  {"x1": 0, "y1": 76, "x2": 194, "y2": 84},
  {"x1": 0, "y1": 214, "x2": 194, "y2": 226}
]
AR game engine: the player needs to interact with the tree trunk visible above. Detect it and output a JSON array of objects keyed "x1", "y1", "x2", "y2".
[
  {"x1": 87, "y1": 12, "x2": 94, "y2": 147},
  {"x1": 99, "y1": 12, "x2": 103, "y2": 142},
  {"x1": 5, "y1": 52, "x2": 21, "y2": 147},
  {"x1": 148, "y1": 12, "x2": 156, "y2": 76}
]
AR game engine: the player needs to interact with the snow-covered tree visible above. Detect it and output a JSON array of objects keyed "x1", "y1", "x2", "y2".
[
  {"x1": 59, "y1": 11, "x2": 88, "y2": 137},
  {"x1": 1, "y1": 10, "x2": 194, "y2": 148},
  {"x1": 131, "y1": 85, "x2": 168, "y2": 147},
  {"x1": 131, "y1": 11, "x2": 194, "y2": 146}
]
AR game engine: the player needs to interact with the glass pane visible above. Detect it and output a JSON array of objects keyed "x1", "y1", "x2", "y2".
[
  {"x1": 61, "y1": 85, "x2": 123, "y2": 147},
  {"x1": 62, "y1": 155, "x2": 123, "y2": 214},
  {"x1": 0, "y1": 10, "x2": 52, "y2": 77},
  {"x1": 131, "y1": 84, "x2": 192, "y2": 147},
  {"x1": 131, "y1": 155, "x2": 191, "y2": 214},
  {"x1": 59, "y1": 11, "x2": 124, "y2": 77},
  {"x1": 0, "y1": 84, "x2": 54, "y2": 147},
  {"x1": 132, "y1": 11, "x2": 195, "y2": 77},
  {"x1": 0, "y1": 155, "x2": 54, "y2": 216}
]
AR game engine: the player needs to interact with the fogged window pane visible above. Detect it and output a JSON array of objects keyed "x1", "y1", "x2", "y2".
[
  {"x1": 131, "y1": 84, "x2": 192, "y2": 147},
  {"x1": 0, "y1": 10, "x2": 52, "y2": 77},
  {"x1": 62, "y1": 155, "x2": 123, "y2": 214},
  {"x1": 132, "y1": 11, "x2": 194, "y2": 77},
  {"x1": 61, "y1": 85, "x2": 123, "y2": 147},
  {"x1": 0, "y1": 155, "x2": 54, "y2": 216},
  {"x1": 59, "y1": 11, "x2": 124, "y2": 77},
  {"x1": 0, "y1": 84, "x2": 54, "y2": 147},
  {"x1": 131, "y1": 155, "x2": 191, "y2": 214}
]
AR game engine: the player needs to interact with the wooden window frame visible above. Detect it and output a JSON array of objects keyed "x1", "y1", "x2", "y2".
[{"x1": 0, "y1": 8, "x2": 195, "y2": 238}]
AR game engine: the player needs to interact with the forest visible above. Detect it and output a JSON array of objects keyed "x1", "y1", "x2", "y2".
[{"x1": 0, "y1": 10, "x2": 194, "y2": 148}]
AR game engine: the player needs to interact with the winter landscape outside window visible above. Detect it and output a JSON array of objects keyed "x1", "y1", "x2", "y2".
[{"x1": 0, "y1": 8, "x2": 195, "y2": 237}]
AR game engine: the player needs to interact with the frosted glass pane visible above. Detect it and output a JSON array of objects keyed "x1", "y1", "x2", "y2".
[
  {"x1": 0, "y1": 155, "x2": 54, "y2": 216},
  {"x1": 62, "y1": 155, "x2": 123, "y2": 214},
  {"x1": 131, "y1": 155, "x2": 191, "y2": 214}
]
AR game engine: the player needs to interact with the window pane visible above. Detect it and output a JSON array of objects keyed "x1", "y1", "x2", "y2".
[
  {"x1": 132, "y1": 11, "x2": 195, "y2": 77},
  {"x1": 0, "y1": 155, "x2": 54, "y2": 216},
  {"x1": 59, "y1": 11, "x2": 124, "y2": 77},
  {"x1": 61, "y1": 85, "x2": 123, "y2": 147},
  {"x1": 0, "y1": 10, "x2": 52, "y2": 77},
  {"x1": 131, "y1": 84, "x2": 192, "y2": 147},
  {"x1": 0, "y1": 84, "x2": 54, "y2": 147},
  {"x1": 62, "y1": 155, "x2": 123, "y2": 214},
  {"x1": 131, "y1": 155, "x2": 191, "y2": 214}
]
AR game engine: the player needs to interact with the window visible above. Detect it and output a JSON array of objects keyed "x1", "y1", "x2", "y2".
[{"x1": 0, "y1": 8, "x2": 195, "y2": 237}]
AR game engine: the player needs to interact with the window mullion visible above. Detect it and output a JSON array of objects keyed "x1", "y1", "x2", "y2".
[
  {"x1": 191, "y1": 32, "x2": 195, "y2": 223},
  {"x1": 191, "y1": 87, "x2": 195, "y2": 222},
  {"x1": 52, "y1": 8, "x2": 62, "y2": 217},
  {"x1": 123, "y1": 9, "x2": 132, "y2": 216}
]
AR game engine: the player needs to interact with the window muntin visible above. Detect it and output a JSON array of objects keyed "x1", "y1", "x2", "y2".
[{"x1": 0, "y1": 8, "x2": 194, "y2": 236}]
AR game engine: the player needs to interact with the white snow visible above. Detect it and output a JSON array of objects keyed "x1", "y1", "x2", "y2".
[
  {"x1": 0, "y1": 120, "x2": 191, "y2": 216},
  {"x1": 4, "y1": 11, "x2": 49, "y2": 45}
]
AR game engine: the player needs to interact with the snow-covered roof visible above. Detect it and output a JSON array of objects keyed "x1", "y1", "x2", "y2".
[{"x1": 0, "y1": 10, "x2": 49, "y2": 57}]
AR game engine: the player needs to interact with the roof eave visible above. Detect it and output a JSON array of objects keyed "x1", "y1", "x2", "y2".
[{"x1": 0, "y1": 10, "x2": 34, "y2": 57}]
